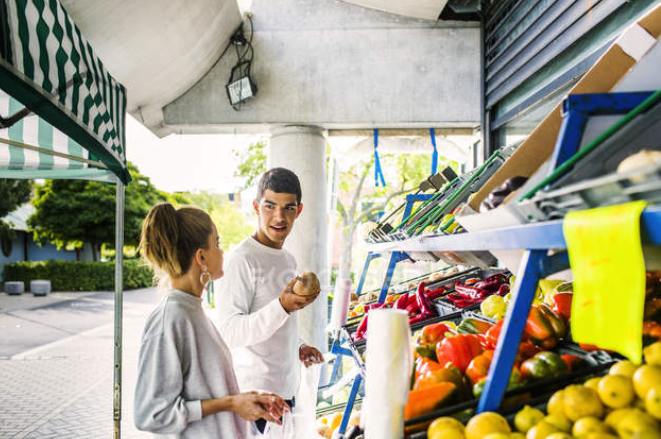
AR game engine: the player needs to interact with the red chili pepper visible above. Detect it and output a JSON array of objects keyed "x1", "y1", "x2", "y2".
[
  {"x1": 416, "y1": 283, "x2": 436, "y2": 317},
  {"x1": 425, "y1": 286, "x2": 447, "y2": 300},
  {"x1": 406, "y1": 301, "x2": 420, "y2": 316},
  {"x1": 454, "y1": 284, "x2": 490, "y2": 300},
  {"x1": 353, "y1": 315, "x2": 368, "y2": 341},
  {"x1": 474, "y1": 274, "x2": 509, "y2": 292},
  {"x1": 394, "y1": 293, "x2": 410, "y2": 310},
  {"x1": 496, "y1": 283, "x2": 510, "y2": 296}
]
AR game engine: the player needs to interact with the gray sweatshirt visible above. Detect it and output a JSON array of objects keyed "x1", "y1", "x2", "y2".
[{"x1": 134, "y1": 289, "x2": 248, "y2": 438}]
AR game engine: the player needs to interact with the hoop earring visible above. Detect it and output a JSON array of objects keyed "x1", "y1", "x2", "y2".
[{"x1": 200, "y1": 265, "x2": 212, "y2": 289}]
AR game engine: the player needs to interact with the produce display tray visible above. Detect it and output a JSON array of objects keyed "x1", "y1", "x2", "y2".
[
  {"x1": 404, "y1": 346, "x2": 617, "y2": 437},
  {"x1": 548, "y1": 97, "x2": 661, "y2": 190},
  {"x1": 344, "y1": 268, "x2": 483, "y2": 331},
  {"x1": 516, "y1": 162, "x2": 661, "y2": 222}
]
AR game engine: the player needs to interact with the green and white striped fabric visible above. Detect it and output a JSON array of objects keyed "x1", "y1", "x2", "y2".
[{"x1": 0, "y1": 0, "x2": 128, "y2": 182}]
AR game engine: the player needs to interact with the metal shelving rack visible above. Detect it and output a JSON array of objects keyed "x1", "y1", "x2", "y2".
[
  {"x1": 325, "y1": 91, "x2": 661, "y2": 436},
  {"x1": 365, "y1": 90, "x2": 661, "y2": 414}
]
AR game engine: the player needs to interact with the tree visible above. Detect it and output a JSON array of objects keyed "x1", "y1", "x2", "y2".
[
  {"x1": 183, "y1": 191, "x2": 253, "y2": 251},
  {"x1": 0, "y1": 179, "x2": 32, "y2": 256},
  {"x1": 234, "y1": 141, "x2": 267, "y2": 189},
  {"x1": 28, "y1": 162, "x2": 165, "y2": 261},
  {"x1": 333, "y1": 154, "x2": 437, "y2": 295}
]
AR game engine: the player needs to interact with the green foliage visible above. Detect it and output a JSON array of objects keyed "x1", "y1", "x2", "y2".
[
  {"x1": 0, "y1": 179, "x2": 32, "y2": 218},
  {"x1": 234, "y1": 141, "x2": 267, "y2": 189},
  {"x1": 181, "y1": 191, "x2": 252, "y2": 250},
  {"x1": 0, "y1": 179, "x2": 32, "y2": 257},
  {"x1": 3, "y1": 259, "x2": 153, "y2": 291},
  {"x1": 28, "y1": 162, "x2": 166, "y2": 254}
]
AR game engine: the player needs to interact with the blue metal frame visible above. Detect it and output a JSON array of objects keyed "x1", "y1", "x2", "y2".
[
  {"x1": 549, "y1": 92, "x2": 653, "y2": 172},
  {"x1": 355, "y1": 252, "x2": 381, "y2": 296},
  {"x1": 327, "y1": 192, "x2": 433, "y2": 436}
]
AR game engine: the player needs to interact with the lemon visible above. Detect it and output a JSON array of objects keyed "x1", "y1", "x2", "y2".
[
  {"x1": 546, "y1": 390, "x2": 565, "y2": 416},
  {"x1": 526, "y1": 421, "x2": 559, "y2": 439},
  {"x1": 563, "y1": 385, "x2": 605, "y2": 421},
  {"x1": 584, "y1": 377, "x2": 602, "y2": 392},
  {"x1": 615, "y1": 409, "x2": 660, "y2": 438},
  {"x1": 510, "y1": 433, "x2": 525, "y2": 439},
  {"x1": 545, "y1": 433, "x2": 572, "y2": 439},
  {"x1": 633, "y1": 365, "x2": 661, "y2": 399},
  {"x1": 514, "y1": 405, "x2": 544, "y2": 433},
  {"x1": 483, "y1": 434, "x2": 510, "y2": 439},
  {"x1": 643, "y1": 342, "x2": 661, "y2": 366},
  {"x1": 429, "y1": 429, "x2": 465, "y2": 439},
  {"x1": 584, "y1": 434, "x2": 619, "y2": 439},
  {"x1": 543, "y1": 414, "x2": 571, "y2": 432},
  {"x1": 428, "y1": 417, "x2": 466, "y2": 439},
  {"x1": 605, "y1": 408, "x2": 639, "y2": 429},
  {"x1": 572, "y1": 417, "x2": 610, "y2": 437},
  {"x1": 597, "y1": 374, "x2": 635, "y2": 408},
  {"x1": 609, "y1": 361, "x2": 638, "y2": 379},
  {"x1": 645, "y1": 385, "x2": 661, "y2": 420},
  {"x1": 465, "y1": 412, "x2": 511, "y2": 439}
]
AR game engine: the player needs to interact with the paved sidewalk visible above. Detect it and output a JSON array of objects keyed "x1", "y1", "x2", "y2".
[{"x1": 0, "y1": 289, "x2": 160, "y2": 438}]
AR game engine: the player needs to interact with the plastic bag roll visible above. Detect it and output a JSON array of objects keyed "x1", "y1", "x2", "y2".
[
  {"x1": 364, "y1": 309, "x2": 412, "y2": 439},
  {"x1": 329, "y1": 277, "x2": 351, "y2": 329}
]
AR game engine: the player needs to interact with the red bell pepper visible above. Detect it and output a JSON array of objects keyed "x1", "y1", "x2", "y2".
[
  {"x1": 435, "y1": 334, "x2": 484, "y2": 372},
  {"x1": 483, "y1": 320, "x2": 503, "y2": 350},
  {"x1": 525, "y1": 304, "x2": 566, "y2": 349},
  {"x1": 466, "y1": 350, "x2": 494, "y2": 384},
  {"x1": 552, "y1": 293, "x2": 573, "y2": 320},
  {"x1": 420, "y1": 322, "x2": 452, "y2": 345},
  {"x1": 561, "y1": 353, "x2": 584, "y2": 372},
  {"x1": 644, "y1": 321, "x2": 661, "y2": 339}
]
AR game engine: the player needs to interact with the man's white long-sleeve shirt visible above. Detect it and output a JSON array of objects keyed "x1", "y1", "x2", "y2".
[{"x1": 216, "y1": 237, "x2": 301, "y2": 399}]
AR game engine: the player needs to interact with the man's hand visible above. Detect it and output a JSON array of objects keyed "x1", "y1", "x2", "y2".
[
  {"x1": 299, "y1": 344, "x2": 324, "y2": 367},
  {"x1": 279, "y1": 277, "x2": 319, "y2": 313}
]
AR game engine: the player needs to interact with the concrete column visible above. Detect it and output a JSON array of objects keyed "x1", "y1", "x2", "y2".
[{"x1": 268, "y1": 125, "x2": 329, "y2": 350}]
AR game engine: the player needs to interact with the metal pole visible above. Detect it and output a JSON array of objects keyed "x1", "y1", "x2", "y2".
[{"x1": 113, "y1": 180, "x2": 125, "y2": 439}]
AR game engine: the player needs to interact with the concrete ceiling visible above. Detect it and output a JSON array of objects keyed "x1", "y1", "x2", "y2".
[
  {"x1": 61, "y1": 0, "x2": 241, "y2": 128},
  {"x1": 341, "y1": 0, "x2": 448, "y2": 20}
]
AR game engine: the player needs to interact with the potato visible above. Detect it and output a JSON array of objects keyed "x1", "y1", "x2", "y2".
[{"x1": 293, "y1": 272, "x2": 321, "y2": 296}]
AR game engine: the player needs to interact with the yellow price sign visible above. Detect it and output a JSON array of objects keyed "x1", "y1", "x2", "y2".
[{"x1": 563, "y1": 201, "x2": 647, "y2": 363}]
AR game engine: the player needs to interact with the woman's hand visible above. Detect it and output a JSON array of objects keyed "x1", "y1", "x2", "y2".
[{"x1": 231, "y1": 392, "x2": 289, "y2": 423}]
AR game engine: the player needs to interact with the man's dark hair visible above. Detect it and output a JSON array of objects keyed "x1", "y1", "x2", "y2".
[{"x1": 257, "y1": 168, "x2": 302, "y2": 204}]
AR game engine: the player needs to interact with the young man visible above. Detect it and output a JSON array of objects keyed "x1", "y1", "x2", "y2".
[{"x1": 217, "y1": 168, "x2": 324, "y2": 437}]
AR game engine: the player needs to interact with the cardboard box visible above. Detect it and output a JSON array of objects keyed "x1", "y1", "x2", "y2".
[{"x1": 469, "y1": 3, "x2": 661, "y2": 211}]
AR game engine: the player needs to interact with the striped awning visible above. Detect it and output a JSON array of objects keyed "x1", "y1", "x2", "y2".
[{"x1": 0, "y1": 0, "x2": 129, "y2": 183}]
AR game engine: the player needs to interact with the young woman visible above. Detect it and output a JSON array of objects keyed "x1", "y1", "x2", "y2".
[{"x1": 134, "y1": 203, "x2": 288, "y2": 438}]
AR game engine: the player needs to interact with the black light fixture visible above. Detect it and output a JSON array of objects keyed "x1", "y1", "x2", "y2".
[{"x1": 226, "y1": 16, "x2": 257, "y2": 110}]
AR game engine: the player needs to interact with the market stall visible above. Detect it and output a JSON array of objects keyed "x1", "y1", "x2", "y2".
[
  {"x1": 319, "y1": 5, "x2": 661, "y2": 438},
  {"x1": 0, "y1": 1, "x2": 129, "y2": 437}
]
